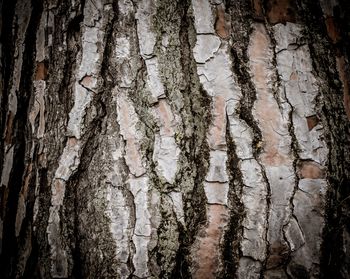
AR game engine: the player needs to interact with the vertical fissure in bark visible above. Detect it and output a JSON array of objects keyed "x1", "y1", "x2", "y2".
[
  {"x1": 0, "y1": 0, "x2": 16, "y2": 168},
  {"x1": 45, "y1": 1, "x2": 83, "y2": 159},
  {"x1": 259, "y1": 167, "x2": 272, "y2": 276},
  {"x1": 296, "y1": 1, "x2": 350, "y2": 278},
  {"x1": 148, "y1": 0, "x2": 212, "y2": 277},
  {"x1": 227, "y1": 2, "x2": 272, "y2": 274},
  {"x1": 14, "y1": 143, "x2": 40, "y2": 278},
  {"x1": 220, "y1": 114, "x2": 245, "y2": 278},
  {"x1": 265, "y1": 23, "x2": 302, "y2": 275},
  {"x1": 174, "y1": 8, "x2": 211, "y2": 279},
  {"x1": 58, "y1": 4, "x2": 85, "y2": 111},
  {"x1": 0, "y1": 0, "x2": 43, "y2": 277},
  {"x1": 31, "y1": 166, "x2": 50, "y2": 278},
  {"x1": 283, "y1": 99, "x2": 301, "y2": 276},
  {"x1": 226, "y1": 1, "x2": 262, "y2": 156},
  {"x1": 65, "y1": 87, "x2": 110, "y2": 277},
  {"x1": 32, "y1": 3, "x2": 85, "y2": 277},
  {"x1": 65, "y1": 3, "x2": 123, "y2": 277}
]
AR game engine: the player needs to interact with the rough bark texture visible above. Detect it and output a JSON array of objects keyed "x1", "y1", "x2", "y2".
[{"x1": 0, "y1": 0, "x2": 350, "y2": 278}]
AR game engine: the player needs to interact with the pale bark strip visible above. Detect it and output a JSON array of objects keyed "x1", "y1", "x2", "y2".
[
  {"x1": 116, "y1": 91, "x2": 154, "y2": 278},
  {"x1": 102, "y1": 88, "x2": 133, "y2": 278},
  {"x1": 102, "y1": 2, "x2": 138, "y2": 277},
  {"x1": 235, "y1": 158, "x2": 269, "y2": 278},
  {"x1": 226, "y1": 60, "x2": 268, "y2": 277},
  {"x1": 192, "y1": 2, "x2": 270, "y2": 277},
  {"x1": 225, "y1": 2, "x2": 274, "y2": 277},
  {"x1": 248, "y1": 23, "x2": 297, "y2": 278},
  {"x1": 273, "y1": 22, "x2": 329, "y2": 278},
  {"x1": 151, "y1": 100, "x2": 180, "y2": 184},
  {"x1": 190, "y1": 2, "x2": 230, "y2": 277},
  {"x1": 104, "y1": 126, "x2": 133, "y2": 279}
]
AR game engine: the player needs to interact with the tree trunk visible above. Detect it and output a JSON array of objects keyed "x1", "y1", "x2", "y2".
[{"x1": 1, "y1": 0, "x2": 350, "y2": 278}]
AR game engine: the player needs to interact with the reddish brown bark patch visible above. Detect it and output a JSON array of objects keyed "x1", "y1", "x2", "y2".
[
  {"x1": 336, "y1": 56, "x2": 350, "y2": 120},
  {"x1": 251, "y1": 0, "x2": 264, "y2": 20},
  {"x1": 249, "y1": 25, "x2": 289, "y2": 166},
  {"x1": 290, "y1": 71, "x2": 298, "y2": 81},
  {"x1": 215, "y1": 4, "x2": 230, "y2": 39},
  {"x1": 266, "y1": 0, "x2": 297, "y2": 24},
  {"x1": 306, "y1": 115, "x2": 319, "y2": 131},
  {"x1": 267, "y1": 241, "x2": 289, "y2": 269},
  {"x1": 325, "y1": 17, "x2": 341, "y2": 44},
  {"x1": 208, "y1": 96, "x2": 226, "y2": 149},
  {"x1": 35, "y1": 61, "x2": 48, "y2": 80},
  {"x1": 192, "y1": 205, "x2": 229, "y2": 279},
  {"x1": 157, "y1": 99, "x2": 174, "y2": 137},
  {"x1": 298, "y1": 160, "x2": 325, "y2": 179},
  {"x1": 0, "y1": 186, "x2": 9, "y2": 218},
  {"x1": 4, "y1": 112, "x2": 14, "y2": 144},
  {"x1": 80, "y1": 75, "x2": 94, "y2": 88},
  {"x1": 52, "y1": 180, "x2": 65, "y2": 206},
  {"x1": 22, "y1": 163, "x2": 33, "y2": 199},
  {"x1": 67, "y1": 137, "x2": 78, "y2": 147}
]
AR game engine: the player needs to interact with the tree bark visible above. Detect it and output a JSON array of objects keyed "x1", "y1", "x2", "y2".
[{"x1": 0, "y1": 0, "x2": 350, "y2": 278}]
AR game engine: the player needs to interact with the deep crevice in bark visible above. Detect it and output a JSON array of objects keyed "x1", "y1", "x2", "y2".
[
  {"x1": 0, "y1": 0, "x2": 16, "y2": 169},
  {"x1": 65, "y1": 6, "x2": 85, "y2": 278},
  {"x1": 219, "y1": 114, "x2": 245, "y2": 279},
  {"x1": 66, "y1": 2, "x2": 119, "y2": 277},
  {"x1": 265, "y1": 23, "x2": 302, "y2": 276},
  {"x1": 0, "y1": 1, "x2": 43, "y2": 277},
  {"x1": 226, "y1": 1, "x2": 262, "y2": 158},
  {"x1": 227, "y1": 2, "x2": 272, "y2": 275},
  {"x1": 150, "y1": 0, "x2": 212, "y2": 277},
  {"x1": 296, "y1": 1, "x2": 350, "y2": 278}
]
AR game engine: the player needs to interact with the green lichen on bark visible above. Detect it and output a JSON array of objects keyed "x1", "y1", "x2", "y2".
[
  {"x1": 226, "y1": 0, "x2": 263, "y2": 157},
  {"x1": 151, "y1": 0, "x2": 212, "y2": 276}
]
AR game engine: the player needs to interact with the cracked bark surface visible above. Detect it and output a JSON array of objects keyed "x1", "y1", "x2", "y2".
[{"x1": 0, "y1": 0, "x2": 350, "y2": 278}]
